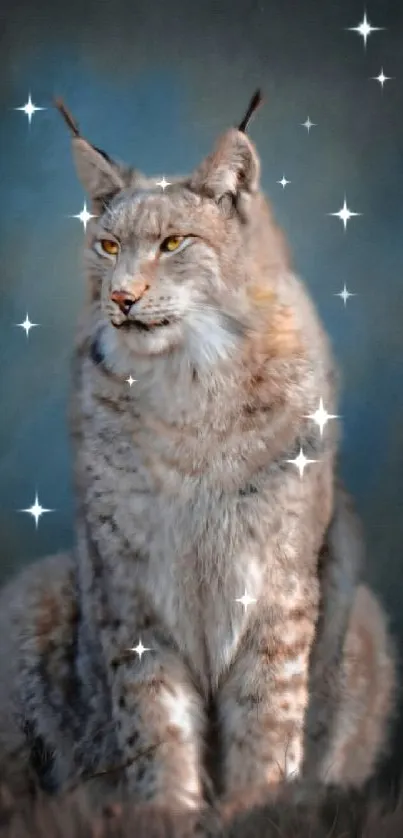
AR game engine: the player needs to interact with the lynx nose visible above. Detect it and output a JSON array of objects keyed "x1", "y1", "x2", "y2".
[{"x1": 110, "y1": 290, "x2": 139, "y2": 316}]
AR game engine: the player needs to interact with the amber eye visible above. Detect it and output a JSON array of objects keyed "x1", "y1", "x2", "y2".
[
  {"x1": 100, "y1": 239, "x2": 119, "y2": 256},
  {"x1": 160, "y1": 235, "x2": 184, "y2": 253}
]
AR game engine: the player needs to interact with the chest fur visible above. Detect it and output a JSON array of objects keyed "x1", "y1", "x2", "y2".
[{"x1": 72, "y1": 360, "x2": 333, "y2": 687}]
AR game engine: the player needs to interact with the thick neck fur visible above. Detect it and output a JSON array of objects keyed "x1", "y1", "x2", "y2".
[{"x1": 73, "y1": 191, "x2": 337, "y2": 491}]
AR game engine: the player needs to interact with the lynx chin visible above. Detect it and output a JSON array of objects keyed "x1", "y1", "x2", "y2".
[{"x1": 0, "y1": 94, "x2": 396, "y2": 808}]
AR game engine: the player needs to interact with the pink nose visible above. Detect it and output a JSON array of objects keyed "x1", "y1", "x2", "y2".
[{"x1": 110, "y1": 290, "x2": 139, "y2": 316}]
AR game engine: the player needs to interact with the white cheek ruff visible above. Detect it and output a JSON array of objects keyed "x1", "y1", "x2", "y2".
[
  {"x1": 184, "y1": 308, "x2": 239, "y2": 367},
  {"x1": 96, "y1": 323, "x2": 137, "y2": 376}
]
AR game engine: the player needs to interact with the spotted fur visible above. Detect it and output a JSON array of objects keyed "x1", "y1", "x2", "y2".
[{"x1": 0, "y1": 108, "x2": 396, "y2": 804}]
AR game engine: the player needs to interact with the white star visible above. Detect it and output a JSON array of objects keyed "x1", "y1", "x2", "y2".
[
  {"x1": 301, "y1": 117, "x2": 316, "y2": 132},
  {"x1": 304, "y1": 398, "x2": 340, "y2": 437},
  {"x1": 126, "y1": 376, "x2": 137, "y2": 387},
  {"x1": 334, "y1": 283, "x2": 357, "y2": 306},
  {"x1": 371, "y1": 69, "x2": 393, "y2": 88},
  {"x1": 129, "y1": 639, "x2": 152, "y2": 660},
  {"x1": 277, "y1": 175, "x2": 291, "y2": 189},
  {"x1": 347, "y1": 12, "x2": 384, "y2": 47},
  {"x1": 70, "y1": 202, "x2": 97, "y2": 231},
  {"x1": 235, "y1": 590, "x2": 257, "y2": 611},
  {"x1": 286, "y1": 447, "x2": 319, "y2": 478},
  {"x1": 329, "y1": 197, "x2": 361, "y2": 230},
  {"x1": 16, "y1": 313, "x2": 38, "y2": 337},
  {"x1": 19, "y1": 493, "x2": 53, "y2": 529},
  {"x1": 14, "y1": 93, "x2": 46, "y2": 124},
  {"x1": 156, "y1": 176, "x2": 171, "y2": 191}
]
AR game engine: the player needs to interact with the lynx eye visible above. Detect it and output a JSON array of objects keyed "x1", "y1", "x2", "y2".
[
  {"x1": 160, "y1": 235, "x2": 184, "y2": 253},
  {"x1": 99, "y1": 239, "x2": 119, "y2": 256}
]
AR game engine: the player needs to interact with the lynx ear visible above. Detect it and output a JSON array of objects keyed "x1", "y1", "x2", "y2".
[
  {"x1": 189, "y1": 129, "x2": 260, "y2": 213},
  {"x1": 189, "y1": 89, "x2": 263, "y2": 216},
  {"x1": 71, "y1": 136, "x2": 126, "y2": 202},
  {"x1": 55, "y1": 97, "x2": 127, "y2": 209}
]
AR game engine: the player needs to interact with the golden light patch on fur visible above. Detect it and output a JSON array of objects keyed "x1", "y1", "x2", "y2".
[
  {"x1": 246, "y1": 283, "x2": 276, "y2": 305},
  {"x1": 264, "y1": 304, "x2": 304, "y2": 358},
  {"x1": 243, "y1": 301, "x2": 304, "y2": 371}
]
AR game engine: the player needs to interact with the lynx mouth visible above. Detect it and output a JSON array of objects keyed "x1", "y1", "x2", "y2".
[{"x1": 113, "y1": 317, "x2": 173, "y2": 332}]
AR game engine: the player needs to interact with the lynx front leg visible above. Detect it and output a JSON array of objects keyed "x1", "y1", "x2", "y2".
[
  {"x1": 218, "y1": 594, "x2": 317, "y2": 796},
  {"x1": 108, "y1": 642, "x2": 206, "y2": 809}
]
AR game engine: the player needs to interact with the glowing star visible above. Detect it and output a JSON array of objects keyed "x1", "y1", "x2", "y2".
[
  {"x1": 14, "y1": 93, "x2": 46, "y2": 124},
  {"x1": 16, "y1": 314, "x2": 38, "y2": 337},
  {"x1": 156, "y1": 176, "x2": 171, "y2": 191},
  {"x1": 329, "y1": 197, "x2": 361, "y2": 230},
  {"x1": 334, "y1": 283, "x2": 357, "y2": 306},
  {"x1": 126, "y1": 376, "x2": 137, "y2": 387},
  {"x1": 277, "y1": 175, "x2": 291, "y2": 189},
  {"x1": 347, "y1": 12, "x2": 384, "y2": 47},
  {"x1": 70, "y1": 202, "x2": 97, "y2": 231},
  {"x1": 304, "y1": 398, "x2": 340, "y2": 437},
  {"x1": 235, "y1": 590, "x2": 257, "y2": 611},
  {"x1": 129, "y1": 639, "x2": 152, "y2": 660},
  {"x1": 19, "y1": 493, "x2": 53, "y2": 529},
  {"x1": 286, "y1": 447, "x2": 318, "y2": 478},
  {"x1": 371, "y1": 69, "x2": 393, "y2": 88},
  {"x1": 301, "y1": 117, "x2": 316, "y2": 132}
]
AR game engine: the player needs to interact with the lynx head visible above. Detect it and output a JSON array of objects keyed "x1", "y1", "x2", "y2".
[{"x1": 59, "y1": 94, "x2": 288, "y2": 368}]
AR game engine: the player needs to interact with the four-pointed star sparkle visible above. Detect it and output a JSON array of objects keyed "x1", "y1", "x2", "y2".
[
  {"x1": 286, "y1": 447, "x2": 319, "y2": 478},
  {"x1": 277, "y1": 175, "x2": 291, "y2": 189},
  {"x1": 304, "y1": 398, "x2": 340, "y2": 437},
  {"x1": 14, "y1": 93, "x2": 46, "y2": 124},
  {"x1": 301, "y1": 117, "x2": 316, "y2": 132},
  {"x1": 129, "y1": 639, "x2": 152, "y2": 660},
  {"x1": 19, "y1": 493, "x2": 53, "y2": 529},
  {"x1": 16, "y1": 314, "x2": 38, "y2": 337},
  {"x1": 235, "y1": 590, "x2": 257, "y2": 611},
  {"x1": 329, "y1": 197, "x2": 361, "y2": 230},
  {"x1": 70, "y1": 202, "x2": 97, "y2": 231},
  {"x1": 156, "y1": 176, "x2": 171, "y2": 191},
  {"x1": 335, "y1": 284, "x2": 357, "y2": 306},
  {"x1": 371, "y1": 69, "x2": 393, "y2": 88},
  {"x1": 347, "y1": 12, "x2": 384, "y2": 47},
  {"x1": 126, "y1": 376, "x2": 137, "y2": 387}
]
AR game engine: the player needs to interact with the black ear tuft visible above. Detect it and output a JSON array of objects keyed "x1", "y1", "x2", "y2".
[
  {"x1": 54, "y1": 97, "x2": 80, "y2": 137},
  {"x1": 55, "y1": 97, "x2": 129, "y2": 209},
  {"x1": 188, "y1": 91, "x2": 263, "y2": 214},
  {"x1": 238, "y1": 89, "x2": 264, "y2": 134}
]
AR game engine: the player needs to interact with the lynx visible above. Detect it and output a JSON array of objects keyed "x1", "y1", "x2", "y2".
[{"x1": 0, "y1": 94, "x2": 395, "y2": 806}]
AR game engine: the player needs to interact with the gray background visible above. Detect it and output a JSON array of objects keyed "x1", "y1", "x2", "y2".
[{"x1": 0, "y1": 0, "x2": 402, "y2": 779}]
